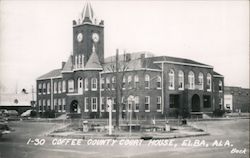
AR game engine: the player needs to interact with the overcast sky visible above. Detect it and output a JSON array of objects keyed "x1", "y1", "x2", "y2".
[{"x1": 0, "y1": 0, "x2": 249, "y2": 93}]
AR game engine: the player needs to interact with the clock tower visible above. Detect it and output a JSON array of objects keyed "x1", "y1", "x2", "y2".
[{"x1": 72, "y1": 2, "x2": 104, "y2": 65}]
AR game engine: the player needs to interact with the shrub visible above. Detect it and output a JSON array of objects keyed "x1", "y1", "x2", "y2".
[{"x1": 213, "y1": 109, "x2": 226, "y2": 117}]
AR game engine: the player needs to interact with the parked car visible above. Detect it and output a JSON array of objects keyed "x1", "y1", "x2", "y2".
[{"x1": 6, "y1": 110, "x2": 20, "y2": 121}]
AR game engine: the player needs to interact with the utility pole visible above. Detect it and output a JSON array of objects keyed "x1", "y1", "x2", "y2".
[{"x1": 115, "y1": 49, "x2": 120, "y2": 128}]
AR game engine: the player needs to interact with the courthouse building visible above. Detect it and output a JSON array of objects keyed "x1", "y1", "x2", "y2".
[{"x1": 36, "y1": 2, "x2": 224, "y2": 119}]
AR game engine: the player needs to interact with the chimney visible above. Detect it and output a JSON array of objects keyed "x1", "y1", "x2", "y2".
[{"x1": 62, "y1": 62, "x2": 66, "y2": 69}]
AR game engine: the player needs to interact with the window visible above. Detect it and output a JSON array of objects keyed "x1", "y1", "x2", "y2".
[
  {"x1": 38, "y1": 100, "x2": 41, "y2": 111},
  {"x1": 188, "y1": 71, "x2": 195, "y2": 90},
  {"x1": 169, "y1": 94, "x2": 180, "y2": 108},
  {"x1": 47, "y1": 99, "x2": 51, "y2": 110},
  {"x1": 58, "y1": 99, "x2": 62, "y2": 112},
  {"x1": 84, "y1": 97, "x2": 89, "y2": 112},
  {"x1": 157, "y1": 96, "x2": 161, "y2": 111},
  {"x1": 43, "y1": 83, "x2": 46, "y2": 94},
  {"x1": 62, "y1": 80, "x2": 66, "y2": 93},
  {"x1": 156, "y1": 76, "x2": 161, "y2": 89},
  {"x1": 198, "y1": 73, "x2": 204, "y2": 90},
  {"x1": 145, "y1": 96, "x2": 150, "y2": 112},
  {"x1": 122, "y1": 77, "x2": 126, "y2": 89},
  {"x1": 134, "y1": 75, "x2": 139, "y2": 89},
  {"x1": 169, "y1": 69, "x2": 175, "y2": 90},
  {"x1": 128, "y1": 98, "x2": 132, "y2": 112},
  {"x1": 145, "y1": 74, "x2": 150, "y2": 89},
  {"x1": 106, "y1": 77, "x2": 110, "y2": 89},
  {"x1": 58, "y1": 81, "x2": 62, "y2": 93},
  {"x1": 101, "y1": 78, "x2": 105, "y2": 90},
  {"x1": 219, "y1": 80, "x2": 223, "y2": 92},
  {"x1": 128, "y1": 75, "x2": 132, "y2": 89},
  {"x1": 47, "y1": 82, "x2": 50, "y2": 94},
  {"x1": 68, "y1": 80, "x2": 74, "y2": 92},
  {"x1": 43, "y1": 99, "x2": 46, "y2": 111},
  {"x1": 62, "y1": 98, "x2": 66, "y2": 112},
  {"x1": 101, "y1": 97, "x2": 105, "y2": 112},
  {"x1": 54, "y1": 99, "x2": 57, "y2": 111},
  {"x1": 203, "y1": 95, "x2": 211, "y2": 108},
  {"x1": 219, "y1": 98, "x2": 223, "y2": 110},
  {"x1": 77, "y1": 78, "x2": 83, "y2": 94},
  {"x1": 178, "y1": 71, "x2": 184, "y2": 90},
  {"x1": 207, "y1": 73, "x2": 212, "y2": 91},
  {"x1": 54, "y1": 81, "x2": 57, "y2": 94},
  {"x1": 91, "y1": 78, "x2": 97, "y2": 91},
  {"x1": 135, "y1": 96, "x2": 139, "y2": 112},
  {"x1": 38, "y1": 84, "x2": 42, "y2": 95},
  {"x1": 84, "y1": 78, "x2": 89, "y2": 91},
  {"x1": 111, "y1": 76, "x2": 116, "y2": 90},
  {"x1": 91, "y1": 97, "x2": 97, "y2": 112}
]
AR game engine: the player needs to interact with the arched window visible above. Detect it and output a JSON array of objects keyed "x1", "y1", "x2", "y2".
[
  {"x1": 134, "y1": 75, "x2": 139, "y2": 88},
  {"x1": 77, "y1": 77, "x2": 83, "y2": 94},
  {"x1": 84, "y1": 78, "x2": 89, "y2": 91},
  {"x1": 145, "y1": 74, "x2": 150, "y2": 89},
  {"x1": 219, "y1": 80, "x2": 223, "y2": 92},
  {"x1": 68, "y1": 79, "x2": 74, "y2": 92},
  {"x1": 106, "y1": 77, "x2": 110, "y2": 89},
  {"x1": 207, "y1": 73, "x2": 212, "y2": 91},
  {"x1": 91, "y1": 78, "x2": 97, "y2": 91},
  {"x1": 198, "y1": 73, "x2": 204, "y2": 90},
  {"x1": 47, "y1": 82, "x2": 50, "y2": 94},
  {"x1": 156, "y1": 76, "x2": 161, "y2": 89},
  {"x1": 111, "y1": 76, "x2": 116, "y2": 90},
  {"x1": 188, "y1": 71, "x2": 195, "y2": 90},
  {"x1": 128, "y1": 75, "x2": 132, "y2": 89},
  {"x1": 178, "y1": 71, "x2": 184, "y2": 90},
  {"x1": 169, "y1": 69, "x2": 175, "y2": 90}
]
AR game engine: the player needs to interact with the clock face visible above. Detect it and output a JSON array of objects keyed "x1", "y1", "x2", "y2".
[
  {"x1": 92, "y1": 33, "x2": 99, "y2": 43},
  {"x1": 77, "y1": 33, "x2": 83, "y2": 42}
]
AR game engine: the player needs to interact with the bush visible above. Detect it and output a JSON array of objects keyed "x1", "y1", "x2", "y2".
[
  {"x1": 43, "y1": 110, "x2": 56, "y2": 118},
  {"x1": 213, "y1": 109, "x2": 226, "y2": 117},
  {"x1": 30, "y1": 111, "x2": 37, "y2": 117}
]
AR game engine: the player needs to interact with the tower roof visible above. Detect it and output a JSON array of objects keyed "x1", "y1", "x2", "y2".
[
  {"x1": 85, "y1": 51, "x2": 103, "y2": 70},
  {"x1": 81, "y1": 1, "x2": 95, "y2": 23}
]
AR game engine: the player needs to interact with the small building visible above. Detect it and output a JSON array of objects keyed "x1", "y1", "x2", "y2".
[{"x1": 224, "y1": 86, "x2": 250, "y2": 112}]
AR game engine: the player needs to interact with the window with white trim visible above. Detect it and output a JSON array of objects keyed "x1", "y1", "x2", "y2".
[
  {"x1": 178, "y1": 71, "x2": 184, "y2": 90},
  {"x1": 47, "y1": 82, "x2": 50, "y2": 94},
  {"x1": 111, "y1": 76, "x2": 116, "y2": 90},
  {"x1": 135, "y1": 96, "x2": 139, "y2": 112},
  {"x1": 84, "y1": 78, "x2": 89, "y2": 91},
  {"x1": 91, "y1": 97, "x2": 97, "y2": 112},
  {"x1": 47, "y1": 99, "x2": 51, "y2": 110},
  {"x1": 134, "y1": 75, "x2": 139, "y2": 89},
  {"x1": 156, "y1": 76, "x2": 161, "y2": 89},
  {"x1": 54, "y1": 99, "x2": 57, "y2": 111},
  {"x1": 62, "y1": 98, "x2": 66, "y2": 112},
  {"x1": 38, "y1": 100, "x2": 41, "y2": 111},
  {"x1": 54, "y1": 81, "x2": 57, "y2": 94},
  {"x1": 188, "y1": 71, "x2": 195, "y2": 90},
  {"x1": 101, "y1": 97, "x2": 105, "y2": 112},
  {"x1": 38, "y1": 83, "x2": 42, "y2": 95},
  {"x1": 84, "y1": 97, "x2": 89, "y2": 112},
  {"x1": 198, "y1": 72, "x2": 204, "y2": 90},
  {"x1": 157, "y1": 96, "x2": 161, "y2": 112},
  {"x1": 169, "y1": 69, "x2": 175, "y2": 90},
  {"x1": 145, "y1": 96, "x2": 150, "y2": 112},
  {"x1": 122, "y1": 76, "x2": 126, "y2": 89},
  {"x1": 101, "y1": 77, "x2": 105, "y2": 90},
  {"x1": 43, "y1": 83, "x2": 46, "y2": 94},
  {"x1": 128, "y1": 75, "x2": 132, "y2": 89},
  {"x1": 91, "y1": 78, "x2": 97, "y2": 91},
  {"x1": 145, "y1": 74, "x2": 150, "y2": 89},
  {"x1": 128, "y1": 98, "x2": 132, "y2": 112},
  {"x1": 62, "y1": 80, "x2": 66, "y2": 92},
  {"x1": 68, "y1": 80, "x2": 74, "y2": 92},
  {"x1": 43, "y1": 99, "x2": 46, "y2": 111},
  {"x1": 112, "y1": 98, "x2": 116, "y2": 112},
  {"x1": 106, "y1": 77, "x2": 111, "y2": 89},
  {"x1": 58, "y1": 99, "x2": 62, "y2": 112},
  {"x1": 207, "y1": 73, "x2": 212, "y2": 91},
  {"x1": 58, "y1": 81, "x2": 62, "y2": 93},
  {"x1": 219, "y1": 80, "x2": 223, "y2": 92}
]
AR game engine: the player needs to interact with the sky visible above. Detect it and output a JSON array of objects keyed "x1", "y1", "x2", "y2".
[{"x1": 0, "y1": 0, "x2": 249, "y2": 93}]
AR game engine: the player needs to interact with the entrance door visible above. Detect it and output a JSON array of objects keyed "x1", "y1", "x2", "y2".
[
  {"x1": 70, "y1": 100, "x2": 78, "y2": 113},
  {"x1": 191, "y1": 94, "x2": 200, "y2": 112}
]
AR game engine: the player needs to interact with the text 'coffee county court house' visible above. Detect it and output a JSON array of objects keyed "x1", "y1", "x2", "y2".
[{"x1": 36, "y1": 2, "x2": 224, "y2": 119}]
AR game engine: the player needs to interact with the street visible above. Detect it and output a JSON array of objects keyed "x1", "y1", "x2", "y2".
[{"x1": 0, "y1": 119, "x2": 249, "y2": 158}]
